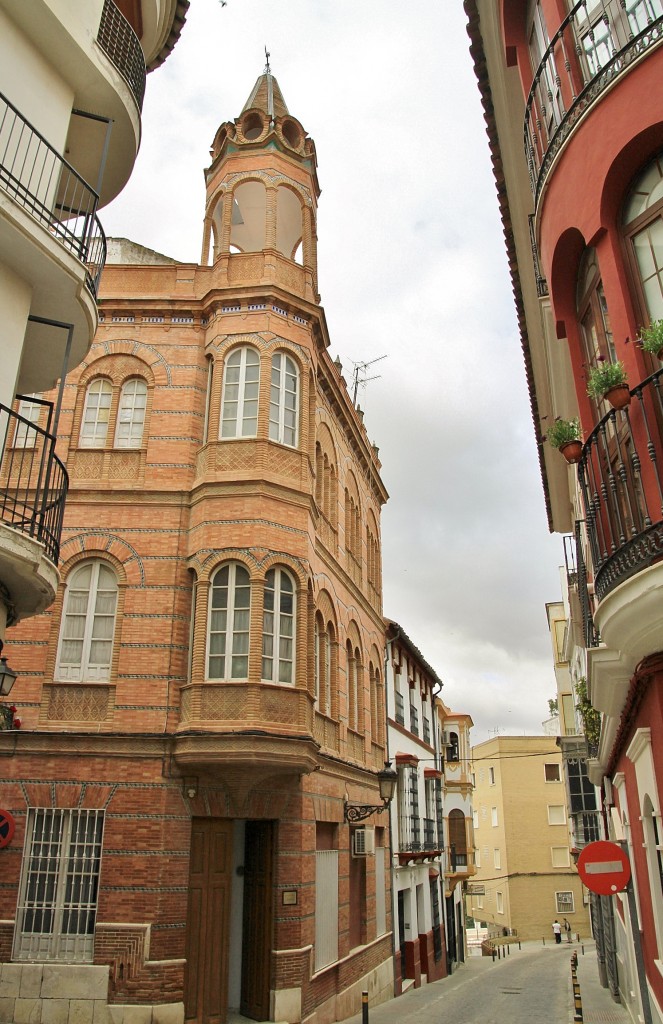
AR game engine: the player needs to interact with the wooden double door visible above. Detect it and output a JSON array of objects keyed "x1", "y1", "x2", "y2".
[{"x1": 185, "y1": 819, "x2": 274, "y2": 1024}]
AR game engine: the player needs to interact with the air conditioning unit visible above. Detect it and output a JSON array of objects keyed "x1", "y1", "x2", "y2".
[{"x1": 352, "y1": 827, "x2": 375, "y2": 857}]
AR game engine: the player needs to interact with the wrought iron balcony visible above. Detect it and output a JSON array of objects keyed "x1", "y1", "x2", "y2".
[
  {"x1": 525, "y1": 0, "x2": 663, "y2": 207},
  {"x1": 0, "y1": 91, "x2": 106, "y2": 298},
  {"x1": 97, "y1": 0, "x2": 146, "y2": 111},
  {"x1": 0, "y1": 402, "x2": 68, "y2": 566},
  {"x1": 395, "y1": 690, "x2": 405, "y2": 726},
  {"x1": 570, "y1": 811, "x2": 602, "y2": 848},
  {"x1": 577, "y1": 368, "x2": 663, "y2": 602}
]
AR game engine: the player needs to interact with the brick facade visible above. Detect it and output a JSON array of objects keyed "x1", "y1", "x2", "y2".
[{"x1": 0, "y1": 71, "x2": 393, "y2": 1024}]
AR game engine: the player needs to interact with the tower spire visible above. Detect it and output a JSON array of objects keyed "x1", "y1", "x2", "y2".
[{"x1": 264, "y1": 46, "x2": 271, "y2": 74}]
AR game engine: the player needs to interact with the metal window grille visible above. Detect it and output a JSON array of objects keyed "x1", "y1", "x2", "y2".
[
  {"x1": 556, "y1": 891, "x2": 575, "y2": 913},
  {"x1": 14, "y1": 809, "x2": 104, "y2": 962},
  {"x1": 314, "y1": 850, "x2": 338, "y2": 971},
  {"x1": 395, "y1": 690, "x2": 405, "y2": 725}
]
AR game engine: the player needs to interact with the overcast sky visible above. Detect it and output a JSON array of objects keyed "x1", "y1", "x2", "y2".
[{"x1": 102, "y1": 0, "x2": 564, "y2": 743}]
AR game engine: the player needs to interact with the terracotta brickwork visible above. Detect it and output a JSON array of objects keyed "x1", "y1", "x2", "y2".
[{"x1": 0, "y1": 72, "x2": 392, "y2": 1024}]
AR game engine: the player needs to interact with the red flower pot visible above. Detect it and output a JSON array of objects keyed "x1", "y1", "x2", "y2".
[{"x1": 604, "y1": 384, "x2": 631, "y2": 409}]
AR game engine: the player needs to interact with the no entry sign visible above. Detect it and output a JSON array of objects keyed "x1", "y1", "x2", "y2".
[
  {"x1": 577, "y1": 840, "x2": 631, "y2": 895},
  {"x1": 0, "y1": 810, "x2": 15, "y2": 849}
]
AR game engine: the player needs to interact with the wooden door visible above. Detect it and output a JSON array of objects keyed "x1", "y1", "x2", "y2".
[
  {"x1": 240, "y1": 820, "x2": 274, "y2": 1021},
  {"x1": 185, "y1": 819, "x2": 233, "y2": 1024}
]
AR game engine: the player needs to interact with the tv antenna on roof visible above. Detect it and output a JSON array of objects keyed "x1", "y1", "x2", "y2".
[{"x1": 351, "y1": 355, "x2": 387, "y2": 406}]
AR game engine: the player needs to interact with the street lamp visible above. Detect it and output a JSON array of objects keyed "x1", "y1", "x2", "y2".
[
  {"x1": 0, "y1": 641, "x2": 17, "y2": 697},
  {"x1": 344, "y1": 761, "x2": 398, "y2": 823}
]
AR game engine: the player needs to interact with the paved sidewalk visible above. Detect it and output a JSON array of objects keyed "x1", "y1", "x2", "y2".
[{"x1": 572, "y1": 940, "x2": 630, "y2": 1024}]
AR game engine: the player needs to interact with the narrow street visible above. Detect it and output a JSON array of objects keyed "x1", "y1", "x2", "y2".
[{"x1": 340, "y1": 941, "x2": 628, "y2": 1024}]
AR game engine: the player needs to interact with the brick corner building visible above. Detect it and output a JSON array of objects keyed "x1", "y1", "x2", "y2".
[{"x1": 1, "y1": 67, "x2": 392, "y2": 1024}]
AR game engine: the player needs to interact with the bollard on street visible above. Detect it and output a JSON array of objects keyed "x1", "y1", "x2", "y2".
[{"x1": 362, "y1": 990, "x2": 368, "y2": 1024}]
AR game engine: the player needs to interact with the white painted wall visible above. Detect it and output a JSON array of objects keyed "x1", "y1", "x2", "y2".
[{"x1": 0, "y1": 262, "x2": 32, "y2": 410}]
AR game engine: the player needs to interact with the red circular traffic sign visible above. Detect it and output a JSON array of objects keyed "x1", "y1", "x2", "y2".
[
  {"x1": 0, "y1": 810, "x2": 15, "y2": 849},
  {"x1": 577, "y1": 840, "x2": 631, "y2": 895}
]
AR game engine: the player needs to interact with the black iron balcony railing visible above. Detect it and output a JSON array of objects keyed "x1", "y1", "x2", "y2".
[
  {"x1": 410, "y1": 704, "x2": 419, "y2": 736},
  {"x1": 525, "y1": 0, "x2": 663, "y2": 207},
  {"x1": 395, "y1": 690, "x2": 405, "y2": 726},
  {"x1": 97, "y1": 0, "x2": 146, "y2": 111},
  {"x1": 0, "y1": 91, "x2": 106, "y2": 298},
  {"x1": 399, "y1": 815, "x2": 421, "y2": 853},
  {"x1": 422, "y1": 817, "x2": 439, "y2": 850},
  {"x1": 0, "y1": 401, "x2": 68, "y2": 566},
  {"x1": 578, "y1": 368, "x2": 663, "y2": 602},
  {"x1": 575, "y1": 521, "x2": 600, "y2": 648},
  {"x1": 570, "y1": 811, "x2": 602, "y2": 848}
]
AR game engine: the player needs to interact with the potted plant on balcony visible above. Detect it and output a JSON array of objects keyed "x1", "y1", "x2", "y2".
[
  {"x1": 586, "y1": 360, "x2": 630, "y2": 409},
  {"x1": 546, "y1": 417, "x2": 583, "y2": 464},
  {"x1": 637, "y1": 319, "x2": 663, "y2": 360}
]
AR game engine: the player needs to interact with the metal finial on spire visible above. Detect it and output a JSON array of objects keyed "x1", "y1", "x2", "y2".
[{"x1": 264, "y1": 46, "x2": 271, "y2": 74}]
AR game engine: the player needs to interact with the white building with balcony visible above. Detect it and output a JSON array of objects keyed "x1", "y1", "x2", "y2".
[{"x1": 385, "y1": 620, "x2": 473, "y2": 988}]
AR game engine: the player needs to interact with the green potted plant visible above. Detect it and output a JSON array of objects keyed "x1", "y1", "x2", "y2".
[
  {"x1": 586, "y1": 360, "x2": 630, "y2": 409},
  {"x1": 637, "y1": 319, "x2": 663, "y2": 360},
  {"x1": 546, "y1": 417, "x2": 583, "y2": 464}
]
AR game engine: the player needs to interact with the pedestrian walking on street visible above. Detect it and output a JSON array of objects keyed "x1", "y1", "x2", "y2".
[
  {"x1": 552, "y1": 920, "x2": 562, "y2": 944},
  {"x1": 564, "y1": 918, "x2": 572, "y2": 943}
]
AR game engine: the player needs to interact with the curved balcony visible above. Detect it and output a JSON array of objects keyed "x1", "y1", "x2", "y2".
[
  {"x1": 577, "y1": 368, "x2": 663, "y2": 603},
  {"x1": 524, "y1": 1, "x2": 663, "y2": 207},
  {"x1": 0, "y1": 90, "x2": 107, "y2": 300},
  {"x1": 97, "y1": 0, "x2": 147, "y2": 112},
  {"x1": 0, "y1": 403, "x2": 68, "y2": 567}
]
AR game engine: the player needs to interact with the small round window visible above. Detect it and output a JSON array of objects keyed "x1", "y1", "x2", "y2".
[
  {"x1": 281, "y1": 119, "x2": 301, "y2": 149},
  {"x1": 242, "y1": 113, "x2": 264, "y2": 141}
]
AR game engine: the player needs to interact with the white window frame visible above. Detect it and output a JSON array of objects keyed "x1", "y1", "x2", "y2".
[
  {"x1": 13, "y1": 395, "x2": 43, "y2": 448},
  {"x1": 14, "y1": 808, "x2": 104, "y2": 963},
  {"x1": 269, "y1": 351, "x2": 299, "y2": 447},
  {"x1": 262, "y1": 567, "x2": 295, "y2": 684},
  {"x1": 548, "y1": 804, "x2": 566, "y2": 825},
  {"x1": 55, "y1": 561, "x2": 118, "y2": 682},
  {"x1": 220, "y1": 347, "x2": 260, "y2": 439},
  {"x1": 555, "y1": 891, "x2": 575, "y2": 914},
  {"x1": 494, "y1": 848, "x2": 501, "y2": 870},
  {"x1": 551, "y1": 846, "x2": 571, "y2": 868},
  {"x1": 491, "y1": 807, "x2": 498, "y2": 827},
  {"x1": 207, "y1": 562, "x2": 251, "y2": 680},
  {"x1": 80, "y1": 379, "x2": 112, "y2": 448},
  {"x1": 496, "y1": 891, "x2": 504, "y2": 914},
  {"x1": 489, "y1": 766, "x2": 495, "y2": 785},
  {"x1": 114, "y1": 378, "x2": 147, "y2": 449}
]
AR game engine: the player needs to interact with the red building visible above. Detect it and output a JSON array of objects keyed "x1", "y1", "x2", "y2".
[{"x1": 466, "y1": 2, "x2": 663, "y2": 1021}]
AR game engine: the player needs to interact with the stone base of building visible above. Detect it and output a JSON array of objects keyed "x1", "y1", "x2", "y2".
[{"x1": 0, "y1": 962, "x2": 185, "y2": 1024}]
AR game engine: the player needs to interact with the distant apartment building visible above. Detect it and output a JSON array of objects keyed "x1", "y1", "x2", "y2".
[{"x1": 469, "y1": 735, "x2": 590, "y2": 941}]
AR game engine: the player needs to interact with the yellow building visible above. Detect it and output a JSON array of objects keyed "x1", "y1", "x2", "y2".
[{"x1": 469, "y1": 736, "x2": 590, "y2": 942}]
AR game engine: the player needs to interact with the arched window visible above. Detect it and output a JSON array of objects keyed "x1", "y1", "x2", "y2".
[
  {"x1": 220, "y1": 348, "x2": 260, "y2": 439},
  {"x1": 56, "y1": 561, "x2": 118, "y2": 681},
  {"x1": 576, "y1": 249, "x2": 616, "y2": 370},
  {"x1": 447, "y1": 731, "x2": 460, "y2": 762},
  {"x1": 269, "y1": 352, "x2": 298, "y2": 447},
  {"x1": 314, "y1": 612, "x2": 335, "y2": 716},
  {"x1": 208, "y1": 563, "x2": 251, "y2": 679},
  {"x1": 80, "y1": 379, "x2": 112, "y2": 448},
  {"x1": 347, "y1": 641, "x2": 358, "y2": 732},
  {"x1": 262, "y1": 567, "x2": 295, "y2": 684},
  {"x1": 114, "y1": 379, "x2": 147, "y2": 448},
  {"x1": 623, "y1": 151, "x2": 663, "y2": 321}
]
